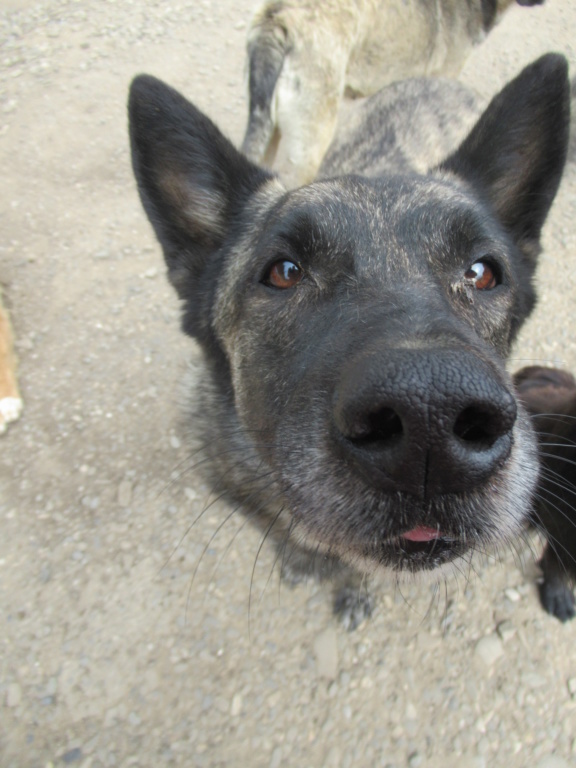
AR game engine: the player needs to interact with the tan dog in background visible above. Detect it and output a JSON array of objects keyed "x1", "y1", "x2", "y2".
[
  {"x1": 242, "y1": 0, "x2": 544, "y2": 186},
  {"x1": 0, "y1": 290, "x2": 22, "y2": 434}
]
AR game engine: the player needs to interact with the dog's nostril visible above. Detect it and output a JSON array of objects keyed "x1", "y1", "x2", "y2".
[
  {"x1": 352, "y1": 407, "x2": 403, "y2": 445},
  {"x1": 453, "y1": 406, "x2": 504, "y2": 446}
]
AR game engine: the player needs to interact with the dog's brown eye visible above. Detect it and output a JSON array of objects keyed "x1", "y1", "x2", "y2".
[
  {"x1": 464, "y1": 261, "x2": 498, "y2": 291},
  {"x1": 264, "y1": 259, "x2": 302, "y2": 289}
]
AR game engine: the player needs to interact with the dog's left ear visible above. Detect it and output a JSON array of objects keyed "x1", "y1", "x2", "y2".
[
  {"x1": 128, "y1": 75, "x2": 273, "y2": 300},
  {"x1": 440, "y1": 53, "x2": 570, "y2": 257}
]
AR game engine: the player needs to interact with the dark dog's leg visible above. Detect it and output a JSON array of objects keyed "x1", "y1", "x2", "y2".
[
  {"x1": 515, "y1": 365, "x2": 576, "y2": 621},
  {"x1": 538, "y1": 544, "x2": 576, "y2": 622}
]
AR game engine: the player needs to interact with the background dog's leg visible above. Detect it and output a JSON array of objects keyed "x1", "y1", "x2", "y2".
[
  {"x1": 0, "y1": 295, "x2": 22, "y2": 434},
  {"x1": 274, "y1": 84, "x2": 341, "y2": 187},
  {"x1": 242, "y1": 18, "x2": 287, "y2": 166}
]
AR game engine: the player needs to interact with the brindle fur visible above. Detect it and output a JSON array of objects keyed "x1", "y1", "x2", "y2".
[
  {"x1": 242, "y1": 0, "x2": 544, "y2": 186},
  {"x1": 129, "y1": 54, "x2": 569, "y2": 628}
]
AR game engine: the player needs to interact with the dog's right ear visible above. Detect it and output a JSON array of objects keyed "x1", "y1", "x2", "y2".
[{"x1": 128, "y1": 75, "x2": 273, "y2": 299}]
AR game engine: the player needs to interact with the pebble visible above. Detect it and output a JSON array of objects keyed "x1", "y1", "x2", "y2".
[
  {"x1": 270, "y1": 747, "x2": 282, "y2": 768},
  {"x1": 521, "y1": 673, "x2": 547, "y2": 689},
  {"x1": 6, "y1": 682, "x2": 22, "y2": 707},
  {"x1": 117, "y1": 480, "x2": 132, "y2": 507},
  {"x1": 496, "y1": 620, "x2": 516, "y2": 643},
  {"x1": 504, "y1": 588, "x2": 521, "y2": 603},
  {"x1": 535, "y1": 757, "x2": 571, "y2": 768},
  {"x1": 61, "y1": 748, "x2": 83, "y2": 764},
  {"x1": 474, "y1": 634, "x2": 504, "y2": 665},
  {"x1": 231, "y1": 693, "x2": 242, "y2": 716},
  {"x1": 314, "y1": 628, "x2": 338, "y2": 680}
]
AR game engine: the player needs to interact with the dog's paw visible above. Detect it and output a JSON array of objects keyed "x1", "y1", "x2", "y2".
[
  {"x1": 539, "y1": 579, "x2": 575, "y2": 622},
  {"x1": 280, "y1": 547, "x2": 343, "y2": 587},
  {"x1": 0, "y1": 396, "x2": 22, "y2": 434},
  {"x1": 333, "y1": 587, "x2": 374, "y2": 632}
]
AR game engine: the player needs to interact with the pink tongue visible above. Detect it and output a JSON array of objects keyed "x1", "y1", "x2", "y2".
[{"x1": 401, "y1": 525, "x2": 442, "y2": 542}]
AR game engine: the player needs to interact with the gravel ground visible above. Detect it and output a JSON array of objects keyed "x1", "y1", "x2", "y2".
[{"x1": 1, "y1": 1, "x2": 576, "y2": 766}]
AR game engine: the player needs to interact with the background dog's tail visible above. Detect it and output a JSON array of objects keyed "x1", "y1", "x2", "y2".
[{"x1": 242, "y1": 9, "x2": 290, "y2": 166}]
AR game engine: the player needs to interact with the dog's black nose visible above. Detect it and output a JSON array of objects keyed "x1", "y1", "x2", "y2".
[{"x1": 334, "y1": 349, "x2": 517, "y2": 497}]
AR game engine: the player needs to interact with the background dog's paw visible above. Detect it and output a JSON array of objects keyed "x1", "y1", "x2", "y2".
[
  {"x1": 333, "y1": 587, "x2": 374, "y2": 632},
  {"x1": 0, "y1": 396, "x2": 23, "y2": 434},
  {"x1": 538, "y1": 578, "x2": 575, "y2": 622}
]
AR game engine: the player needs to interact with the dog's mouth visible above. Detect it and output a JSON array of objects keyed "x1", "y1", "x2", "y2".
[{"x1": 382, "y1": 524, "x2": 465, "y2": 570}]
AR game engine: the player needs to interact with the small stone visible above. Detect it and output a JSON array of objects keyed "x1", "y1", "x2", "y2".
[
  {"x1": 61, "y1": 748, "x2": 83, "y2": 764},
  {"x1": 474, "y1": 634, "x2": 504, "y2": 665},
  {"x1": 408, "y1": 751, "x2": 423, "y2": 767},
  {"x1": 504, "y1": 588, "x2": 521, "y2": 603},
  {"x1": 406, "y1": 702, "x2": 418, "y2": 720},
  {"x1": 231, "y1": 693, "x2": 242, "y2": 716},
  {"x1": 6, "y1": 682, "x2": 22, "y2": 707},
  {"x1": 170, "y1": 435, "x2": 181, "y2": 449},
  {"x1": 314, "y1": 627, "x2": 338, "y2": 680},
  {"x1": 535, "y1": 757, "x2": 571, "y2": 768},
  {"x1": 270, "y1": 747, "x2": 282, "y2": 768},
  {"x1": 521, "y1": 673, "x2": 546, "y2": 689},
  {"x1": 117, "y1": 481, "x2": 132, "y2": 507},
  {"x1": 567, "y1": 678, "x2": 576, "y2": 698},
  {"x1": 497, "y1": 620, "x2": 516, "y2": 643}
]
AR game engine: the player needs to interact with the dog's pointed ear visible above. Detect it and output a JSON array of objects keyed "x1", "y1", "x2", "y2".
[
  {"x1": 128, "y1": 74, "x2": 273, "y2": 298},
  {"x1": 440, "y1": 54, "x2": 570, "y2": 256}
]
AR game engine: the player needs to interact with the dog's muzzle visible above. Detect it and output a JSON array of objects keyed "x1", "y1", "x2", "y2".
[
  {"x1": 331, "y1": 347, "x2": 518, "y2": 567},
  {"x1": 334, "y1": 347, "x2": 516, "y2": 497}
]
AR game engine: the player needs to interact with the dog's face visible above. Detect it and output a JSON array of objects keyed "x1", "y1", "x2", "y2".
[{"x1": 129, "y1": 55, "x2": 569, "y2": 576}]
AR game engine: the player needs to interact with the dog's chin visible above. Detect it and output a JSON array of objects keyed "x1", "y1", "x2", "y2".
[{"x1": 378, "y1": 530, "x2": 470, "y2": 573}]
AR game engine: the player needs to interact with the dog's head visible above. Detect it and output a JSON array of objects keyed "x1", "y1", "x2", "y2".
[{"x1": 129, "y1": 54, "x2": 569, "y2": 575}]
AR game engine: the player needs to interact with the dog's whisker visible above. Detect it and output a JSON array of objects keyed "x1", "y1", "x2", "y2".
[
  {"x1": 205, "y1": 489, "x2": 288, "y2": 609},
  {"x1": 537, "y1": 466, "x2": 576, "y2": 502},
  {"x1": 530, "y1": 503, "x2": 576, "y2": 572},
  {"x1": 249, "y1": 506, "x2": 286, "y2": 637},
  {"x1": 534, "y1": 484, "x2": 576, "y2": 530}
]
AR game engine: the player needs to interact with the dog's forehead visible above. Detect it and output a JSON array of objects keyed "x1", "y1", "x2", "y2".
[
  {"x1": 255, "y1": 175, "x2": 496, "y2": 281},
  {"x1": 270, "y1": 176, "x2": 485, "y2": 246}
]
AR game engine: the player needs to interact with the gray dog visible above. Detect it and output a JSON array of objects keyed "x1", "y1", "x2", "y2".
[
  {"x1": 129, "y1": 54, "x2": 569, "y2": 628},
  {"x1": 242, "y1": 0, "x2": 544, "y2": 186}
]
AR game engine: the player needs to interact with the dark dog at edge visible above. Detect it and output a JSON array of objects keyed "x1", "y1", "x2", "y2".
[
  {"x1": 515, "y1": 366, "x2": 576, "y2": 621},
  {"x1": 128, "y1": 54, "x2": 570, "y2": 628}
]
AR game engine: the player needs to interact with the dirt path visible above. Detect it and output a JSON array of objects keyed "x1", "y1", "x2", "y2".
[{"x1": 1, "y1": 1, "x2": 576, "y2": 766}]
